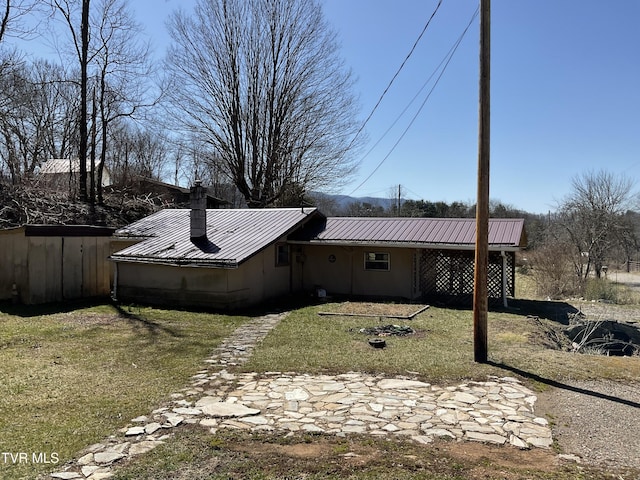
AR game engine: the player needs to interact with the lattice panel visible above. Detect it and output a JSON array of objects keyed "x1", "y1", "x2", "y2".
[{"x1": 420, "y1": 249, "x2": 514, "y2": 298}]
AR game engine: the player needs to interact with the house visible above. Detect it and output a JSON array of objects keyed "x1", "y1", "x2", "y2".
[
  {"x1": 37, "y1": 158, "x2": 112, "y2": 190},
  {"x1": 132, "y1": 177, "x2": 227, "y2": 208},
  {"x1": 110, "y1": 182, "x2": 322, "y2": 309},
  {"x1": 0, "y1": 225, "x2": 117, "y2": 304},
  {"x1": 110, "y1": 183, "x2": 526, "y2": 309}
]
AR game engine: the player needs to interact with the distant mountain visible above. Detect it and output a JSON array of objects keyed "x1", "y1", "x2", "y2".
[
  {"x1": 326, "y1": 194, "x2": 395, "y2": 209},
  {"x1": 308, "y1": 192, "x2": 406, "y2": 215}
]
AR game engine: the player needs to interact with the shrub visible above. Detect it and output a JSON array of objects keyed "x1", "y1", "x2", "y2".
[
  {"x1": 529, "y1": 243, "x2": 582, "y2": 299},
  {"x1": 584, "y1": 278, "x2": 617, "y2": 302}
]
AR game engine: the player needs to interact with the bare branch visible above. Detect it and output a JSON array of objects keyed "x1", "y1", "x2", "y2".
[{"x1": 165, "y1": 0, "x2": 361, "y2": 208}]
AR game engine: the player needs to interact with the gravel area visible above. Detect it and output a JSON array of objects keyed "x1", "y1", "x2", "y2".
[{"x1": 537, "y1": 380, "x2": 640, "y2": 469}]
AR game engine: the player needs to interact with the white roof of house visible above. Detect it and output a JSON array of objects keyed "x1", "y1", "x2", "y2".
[
  {"x1": 39, "y1": 159, "x2": 80, "y2": 174},
  {"x1": 39, "y1": 158, "x2": 107, "y2": 174}
]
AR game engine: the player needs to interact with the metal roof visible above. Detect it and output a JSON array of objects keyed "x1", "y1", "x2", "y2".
[
  {"x1": 39, "y1": 158, "x2": 105, "y2": 174},
  {"x1": 303, "y1": 217, "x2": 526, "y2": 250},
  {"x1": 111, "y1": 208, "x2": 320, "y2": 267}
]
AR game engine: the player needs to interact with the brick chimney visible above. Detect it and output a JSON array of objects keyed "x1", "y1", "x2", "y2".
[{"x1": 190, "y1": 180, "x2": 207, "y2": 239}]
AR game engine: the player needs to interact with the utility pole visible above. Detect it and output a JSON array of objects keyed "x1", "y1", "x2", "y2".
[{"x1": 473, "y1": 0, "x2": 490, "y2": 363}]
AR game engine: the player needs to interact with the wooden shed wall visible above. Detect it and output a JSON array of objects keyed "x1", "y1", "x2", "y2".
[
  {"x1": 0, "y1": 230, "x2": 113, "y2": 304},
  {"x1": 0, "y1": 230, "x2": 28, "y2": 301}
]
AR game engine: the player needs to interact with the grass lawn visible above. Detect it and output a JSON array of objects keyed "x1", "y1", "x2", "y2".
[
  {"x1": 241, "y1": 302, "x2": 640, "y2": 384},
  {"x1": 0, "y1": 301, "x2": 248, "y2": 480},
  {"x1": 3, "y1": 288, "x2": 640, "y2": 480},
  {"x1": 114, "y1": 297, "x2": 640, "y2": 480}
]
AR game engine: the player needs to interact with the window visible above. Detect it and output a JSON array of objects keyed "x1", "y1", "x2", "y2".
[
  {"x1": 276, "y1": 243, "x2": 290, "y2": 266},
  {"x1": 364, "y1": 252, "x2": 389, "y2": 271}
]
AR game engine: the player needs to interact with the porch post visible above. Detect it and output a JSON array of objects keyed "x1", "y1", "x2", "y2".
[{"x1": 501, "y1": 251, "x2": 508, "y2": 308}]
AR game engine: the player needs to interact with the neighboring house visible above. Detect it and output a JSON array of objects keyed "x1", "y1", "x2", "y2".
[
  {"x1": 110, "y1": 183, "x2": 527, "y2": 310},
  {"x1": 37, "y1": 158, "x2": 112, "y2": 190},
  {"x1": 132, "y1": 177, "x2": 227, "y2": 208},
  {"x1": 0, "y1": 225, "x2": 117, "y2": 304}
]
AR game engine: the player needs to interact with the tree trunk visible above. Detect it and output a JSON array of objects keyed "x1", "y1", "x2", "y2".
[{"x1": 78, "y1": 0, "x2": 90, "y2": 201}]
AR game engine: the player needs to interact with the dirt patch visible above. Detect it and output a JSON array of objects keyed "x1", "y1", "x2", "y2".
[
  {"x1": 358, "y1": 324, "x2": 415, "y2": 336},
  {"x1": 244, "y1": 442, "x2": 328, "y2": 459},
  {"x1": 218, "y1": 432, "x2": 593, "y2": 479}
]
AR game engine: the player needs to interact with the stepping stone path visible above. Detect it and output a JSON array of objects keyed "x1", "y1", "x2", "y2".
[{"x1": 49, "y1": 312, "x2": 553, "y2": 479}]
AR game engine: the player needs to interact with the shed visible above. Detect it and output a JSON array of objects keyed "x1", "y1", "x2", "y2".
[{"x1": 0, "y1": 225, "x2": 116, "y2": 304}]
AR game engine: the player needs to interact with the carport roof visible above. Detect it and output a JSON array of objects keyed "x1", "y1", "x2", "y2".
[{"x1": 294, "y1": 217, "x2": 526, "y2": 250}]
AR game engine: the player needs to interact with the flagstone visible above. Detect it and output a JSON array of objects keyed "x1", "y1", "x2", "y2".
[
  {"x1": 466, "y1": 431, "x2": 507, "y2": 445},
  {"x1": 93, "y1": 451, "x2": 125, "y2": 465},
  {"x1": 377, "y1": 379, "x2": 430, "y2": 390},
  {"x1": 200, "y1": 401, "x2": 260, "y2": 418},
  {"x1": 56, "y1": 311, "x2": 556, "y2": 480},
  {"x1": 50, "y1": 472, "x2": 82, "y2": 479}
]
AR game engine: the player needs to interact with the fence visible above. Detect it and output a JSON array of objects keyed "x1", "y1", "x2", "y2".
[{"x1": 626, "y1": 260, "x2": 640, "y2": 273}]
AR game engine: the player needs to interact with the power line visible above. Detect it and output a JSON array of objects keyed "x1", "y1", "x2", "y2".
[
  {"x1": 401, "y1": 185, "x2": 424, "y2": 200},
  {"x1": 345, "y1": 0, "x2": 444, "y2": 152},
  {"x1": 349, "y1": 7, "x2": 479, "y2": 196},
  {"x1": 353, "y1": 10, "x2": 474, "y2": 173}
]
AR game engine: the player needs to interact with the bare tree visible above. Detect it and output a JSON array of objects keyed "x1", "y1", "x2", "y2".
[
  {"x1": 556, "y1": 170, "x2": 638, "y2": 279},
  {"x1": 165, "y1": 0, "x2": 360, "y2": 208},
  {"x1": 90, "y1": 0, "x2": 153, "y2": 203},
  {"x1": 0, "y1": 59, "x2": 78, "y2": 184},
  {"x1": 108, "y1": 121, "x2": 168, "y2": 187},
  {"x1": 0, "y1": 0, "x2": 38, "y2": 45},
  {"x1": 0, "y1": 1, "x2": 51, "y2": 183},
  {"x1": 0, "y1": 0, "x2": 10, "y2": 43},
  {"x1": 50, "y1": 0, "x2": 91, "y2": 200},
  {"x1": 50, "y1": 0, "x2": 154, "y2": 203}
]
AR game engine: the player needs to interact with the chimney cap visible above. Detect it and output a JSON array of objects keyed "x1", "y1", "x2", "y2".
[{"x1": 194, "y1": 179, "x2": 202, "y2": 187}]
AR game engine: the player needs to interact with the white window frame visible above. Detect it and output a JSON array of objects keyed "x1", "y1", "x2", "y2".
[{"x1": 364, "y1": 252, "x2": 390, "y2": 271}]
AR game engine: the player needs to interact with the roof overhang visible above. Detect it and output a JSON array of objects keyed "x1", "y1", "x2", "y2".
[
  {"x1": 5, "y1": 224, "x2": 116, "y2": 237},
  {"x1": 110, "y1": 255, "x2": 239, "y2": 269},
  {"x1": 288, "y1": 239, "x2": 522, "y2": 252}
]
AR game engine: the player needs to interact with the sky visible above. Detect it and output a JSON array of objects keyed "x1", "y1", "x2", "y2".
[{"x1": 13, "y1": 0, "x2": 640, "y2": 214}]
